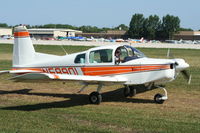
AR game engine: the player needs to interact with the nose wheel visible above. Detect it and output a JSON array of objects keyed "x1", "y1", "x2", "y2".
[
  {"x1": 154, "y1": 86, "x2": 168, "y2": 104},
  {"x1": 154, "y1": 93, "x2": 165, "y2": 104}
]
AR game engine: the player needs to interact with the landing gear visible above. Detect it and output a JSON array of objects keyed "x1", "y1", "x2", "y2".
[
  {"x1": 154, "y1": 93, "x2": 164, "y2": 104},
  {"x1": 154, "y1": 86, "x2": 168, "y2": 104},
  {"x1": 89, "y1": 92, "x2": 102, "y2": 104},
  {"x1": 89, "y1": 84, "x2": 103, "y2": 104},
  {"x1": 123, "y1": 86, "x2": 136, "y2": 97}
]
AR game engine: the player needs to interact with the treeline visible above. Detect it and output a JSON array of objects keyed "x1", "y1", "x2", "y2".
[
  {"x1": 0, "y1": 23, "x2": 128, "y2": 33},
  {"x1": 28, "y1": 24, "x2": 129, "y2": 33},
  {"x1": 0, "y1": 13, "x2": 196, "y2": 40},
  {"x1": 129, "y1": 14, "x2": 182, "y2": 40}
]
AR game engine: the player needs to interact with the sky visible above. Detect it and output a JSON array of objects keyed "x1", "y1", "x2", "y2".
[{"x1": 0, "y1": 0, "x2": 199, "y2": 30}]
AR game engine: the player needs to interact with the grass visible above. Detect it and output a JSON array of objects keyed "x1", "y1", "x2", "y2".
[{"x1": 0, "y1": 43, "x2": 200, "y2": 133}]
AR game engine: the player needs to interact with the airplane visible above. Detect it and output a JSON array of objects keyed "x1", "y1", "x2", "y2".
[
  {"x1": 0, "y1": 26, "x2": 191, "y2": 104},
  {"x1": 129, "y1": 37, "x2": 144, "y2": 43},
  {"x1": 57, "y1": 36, "x2": 85, "y2": 41}
]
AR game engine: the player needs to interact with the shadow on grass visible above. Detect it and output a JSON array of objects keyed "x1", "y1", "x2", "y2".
[{"x1": 0, "y1": 87, "x2": 154, "y2": 111}]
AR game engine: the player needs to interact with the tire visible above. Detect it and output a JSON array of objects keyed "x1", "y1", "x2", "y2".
[
  {"x1": 129, "y1": 87, "x2": 136, "y2": 97},
  {"x1": 154, "y1": 93, "x2": 165, "y2": 104},
  {"x1": 123, "y1": 86, "x2": 136, "y2": 97},
  {"x1": 89, "y1": 92, "x2": 102, "y2": 104},
  {"x1": 123, "y1": 87, "x2": 130, "y2": 97}
]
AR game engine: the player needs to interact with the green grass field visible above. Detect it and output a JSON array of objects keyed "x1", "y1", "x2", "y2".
[{"x1": 0, "y1": 43, "x2": 200, "y2": 133}]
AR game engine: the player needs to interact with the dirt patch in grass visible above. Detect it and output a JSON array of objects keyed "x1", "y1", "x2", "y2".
[{"x1": 0, "y1": 54, "x2": 12, "y2": 60}]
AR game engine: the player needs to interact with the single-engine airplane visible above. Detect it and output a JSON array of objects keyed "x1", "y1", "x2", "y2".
[
  {"x1": 129, "y1": 37, "x2": 144, "y2": 43},
  {"x1": 0, "y1": 26, "x2": 191, "y2": 104}
]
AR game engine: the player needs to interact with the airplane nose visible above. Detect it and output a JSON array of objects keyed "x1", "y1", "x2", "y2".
[{"x1": 174, "y1": 59, "x2": 189, "y2": 71}]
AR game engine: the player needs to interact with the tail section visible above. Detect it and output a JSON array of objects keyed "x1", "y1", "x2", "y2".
[
  {"x1": 13, "y1": 26, "x2": 35, "y2": 67},
  {"x1": 140, "y1": 37, "x2": 144, "y2": 42}
]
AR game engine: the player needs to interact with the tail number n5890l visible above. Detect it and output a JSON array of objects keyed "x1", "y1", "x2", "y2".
[{"x1": 41, "y1": 67, "x2": 79, "y2": 75}]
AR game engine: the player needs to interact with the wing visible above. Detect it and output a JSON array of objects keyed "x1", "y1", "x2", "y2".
[
  {"x1": 0, "y1": 70, "x2": 10, "y2": 75},
  {"x1": 9, "y1": 72, "x2": 127, "y2": 84},
  {"x1": 0, "y1": 69, "x2": 41, "y2": 75}
]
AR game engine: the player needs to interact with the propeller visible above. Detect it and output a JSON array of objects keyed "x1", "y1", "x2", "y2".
[
  {"x1": 167, "y1": 49, "x2": 191, "y2": 84},
  {"x1": 181, "y1": 70, "x2": 192, "y2": 84},
  {"x1": 173, "y1": 61, "x2": 191, "y2": 84}
]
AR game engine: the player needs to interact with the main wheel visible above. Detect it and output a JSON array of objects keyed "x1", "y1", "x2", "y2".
[
  {"x1": 123, "y1": 87, "x2": 130, "y2": 97},
  {"x1": 129, "y1": 87, "x2": 136, "y2": 97},
  {"x1": 154, "y1": 93, "x2": 165, "y2": 104},
  {"x1": 123, "y1": 86, "x2": 136, "y2": 97},
  {"x1": 89, "y1": 92, "x2": 102, "y2": 104}
]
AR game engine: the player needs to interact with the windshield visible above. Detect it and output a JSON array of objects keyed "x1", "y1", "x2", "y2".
[{"x1": 124, "y1": 45, "x2": 146, "y2": 58}]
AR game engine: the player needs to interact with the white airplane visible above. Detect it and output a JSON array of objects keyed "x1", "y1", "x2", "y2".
[
  {"x1": 0, "y1": 26, "x2": 191, "y2": 104},
  {"x1": 129, "y1": 37, "x2": 144, "y2": 43}
]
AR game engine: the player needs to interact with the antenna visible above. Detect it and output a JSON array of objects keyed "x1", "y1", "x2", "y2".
[
  {"x1": 166, "y1": 48, "x2": 174, "y2": 59},
  {"x1": 31, "y1": 31, "x2": 37, "y2": 49},
  {"x1": 60, "y1": 45, "x2": 68, "y2": 55},
  {"x1": 167, "y1": 48, "x2": 170, "y2": 58}
]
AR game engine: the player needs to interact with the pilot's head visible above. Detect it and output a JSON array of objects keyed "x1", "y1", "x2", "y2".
[{"x1": 115, "y1": 49, "x2": 121, "y2": 56}]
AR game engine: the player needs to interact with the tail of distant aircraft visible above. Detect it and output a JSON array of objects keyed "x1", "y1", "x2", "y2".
[
  {"x1": 130, "y1": 37, "x2": 144, "y2": 43},
  {"x1": 140, "y1": 37, "x2": 144, "y2": 42},
  {"x1": 13, "y1": 26, "x2": 35, "y2": 67}
]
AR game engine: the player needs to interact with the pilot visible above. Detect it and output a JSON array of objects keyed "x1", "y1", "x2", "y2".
[{"x1": 115, "y1": 49, "x2": 121, "y2": 64}]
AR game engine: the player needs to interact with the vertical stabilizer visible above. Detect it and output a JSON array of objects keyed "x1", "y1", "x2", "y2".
[{"x1": 13, "y1": 26, "x2": 35, "y2": 67}]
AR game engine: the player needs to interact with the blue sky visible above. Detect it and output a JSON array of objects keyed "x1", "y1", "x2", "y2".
[{"x1": 0, "y1": 0, "x2": 199, "y2": 30}]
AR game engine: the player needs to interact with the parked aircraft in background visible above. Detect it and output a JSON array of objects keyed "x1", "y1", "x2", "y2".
[
  {"x1": 129, "y1": 37, "x2": 144, "y2": 43},
  {"x1": 0, "y1": 26, "x2": 191, "y2": 104},
  {"x1": 58, "y1": 36, "x2": 85, "y2": 41}
]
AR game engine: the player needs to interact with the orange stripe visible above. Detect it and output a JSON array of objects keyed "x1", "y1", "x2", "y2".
[
  {"x1": 81, "y1": 66, "x2": 140, "y2": 74},
  {"x1": 14, "y1": 31, "x2": 29, "y2": 37},
  {"x1": 85, "y1": 67, "x2": 164, "y2": 76},
  {"x1": 140, "y1": 65, "x2": 169, "y2": 68},
  {"x1": 82, "y1": 65, "x2": 169, "y2": 73},
  {"x1": 82, "y1": 65, "x2": 169, "y2": 72},
  {"x1": 81, "y1": 66, "x2": 134, "y2": 71},
  {"x1": 85, "y1": 69, "x2": 133, "y2": 76},
  {"x1": 12, "y1": 65, "x2": 170, "y2": 76},
  {"x1": 53, "y1": 75, "x2": 60, "y2": 79},
  {"x1": 140, "y1": 66, "x2": 170, "y2": 72},
  {"x1": 82, "y1": 65, "x2": 170, "y2": 76}
]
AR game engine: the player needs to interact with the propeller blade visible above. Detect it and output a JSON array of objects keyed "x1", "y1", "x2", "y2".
[
  {"x1": 181, "y1": 70, "x2": 191, "y2": 84},
  {"x1": 166, "y1": 48, "x2": 174, "y2": 59}
]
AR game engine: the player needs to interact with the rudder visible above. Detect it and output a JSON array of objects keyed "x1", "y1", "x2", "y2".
[{"x1": 13, "y1": 26, "x2": 35, "y2": 67}]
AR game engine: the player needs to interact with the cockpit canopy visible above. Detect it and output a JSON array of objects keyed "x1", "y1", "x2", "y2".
[
  {"x1": 117, "y1": 45, "x2": 146, "y2": 62},
  {"x1": 74, "y1": 45, "x2": 146, "y2": 64}
]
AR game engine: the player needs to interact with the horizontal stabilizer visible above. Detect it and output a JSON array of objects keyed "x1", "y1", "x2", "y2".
[
  {"x1": 0, "y1": 70, "x2": 10, "y2": 75},
  {"x1": 9, "y1": 69, "x2": 41, "y2": 74},
  {"x1": 10, "y1": 73, "x2": 50, "y2": 80},
  {"x1": 0, "y1": 69, "x2": 41, "y2": 75}
]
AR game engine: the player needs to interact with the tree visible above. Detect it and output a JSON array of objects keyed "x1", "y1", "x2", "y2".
[
  {"x1": 115, "y1": 24, "x2": 129, "y2": 31},
  {"x1": 128, "y1": 14, "x2": 145, "y2": 38},
  {"x1": 161, "y1": 15, "x2": 180, "y2": 39},
  {"x1": 143, "y1": 15, "x2": 161, "y2": 40},
  {"x1": 179, "y1": 27, "x2": 193, "y2": 31},
  {"x1": 0, "y1": 23, "x2": 8, "y2": 28},
  {"x1": 78, "y1": 25, "x2": 102, "y2": 33}
]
